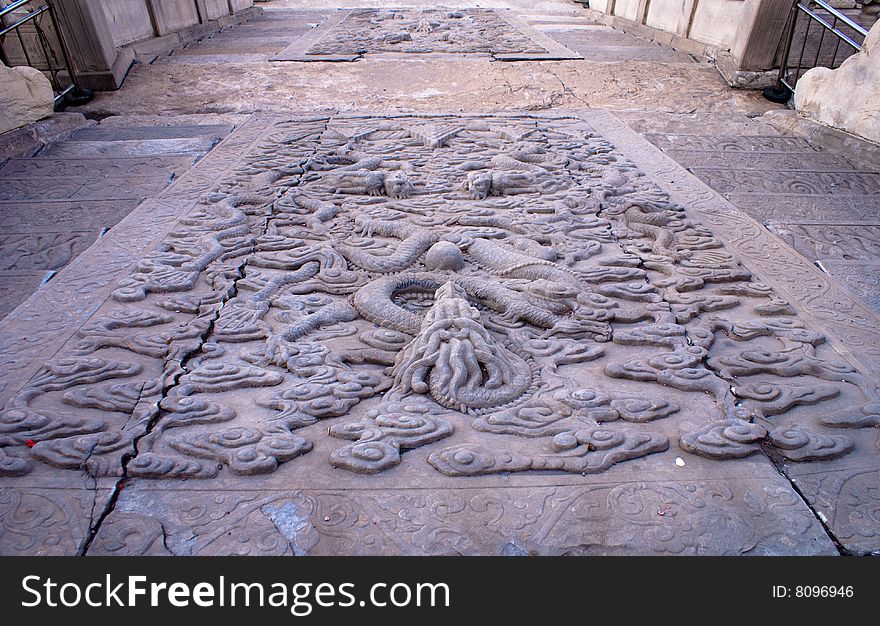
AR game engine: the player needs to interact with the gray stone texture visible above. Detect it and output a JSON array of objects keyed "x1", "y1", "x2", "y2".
[
  {"x1": 0, "y1": 65, "x2": 54, "y2": 134},
  {"x1": 2, "y1": 1, "x2": 880, "y2": 557},
  {"x1": 0, "y1": 118, "x2": 236, "y2": 324},
  {"x1": 2, "y1": 111, "x2": 879, "y2": 556},
  {"x1": 271, "y1": 8, "x2": 582, "y2": 61}
]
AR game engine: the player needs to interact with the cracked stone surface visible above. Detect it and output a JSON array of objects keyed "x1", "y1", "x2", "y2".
[
  {"x1": 76, "y1": 4, "x2": 773, "y2": 118},
  {"x1": 2, "y1": 110, "x2": 879, "y2": 556},
  {"x1": 272, "y1": 8, "x2": 581, "y2": 61},
  {"x1": 0, "y1": 119, "x2": 243, "y2": 320},
  {"x1": 2, "y1": 0, "x2": 880, "y2": 556}
]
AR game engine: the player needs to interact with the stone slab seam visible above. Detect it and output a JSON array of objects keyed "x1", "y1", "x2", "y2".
[{"x1": 0, "y1": 113, "x2": 277, "y2": 406}]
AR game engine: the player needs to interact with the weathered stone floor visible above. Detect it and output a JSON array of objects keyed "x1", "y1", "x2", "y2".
[
  {"x1": 621, "y1": 112, "x2": 880, "y2": 318},
  {"x1": 1, "y1": 0, "x2": 879, "y2": 556},
  {"x1": 78, "y1": 2, "x2": 773, "y2": 116},
  {"x1": 0, "y1": 116, "x2": 246, "y2": 319}
]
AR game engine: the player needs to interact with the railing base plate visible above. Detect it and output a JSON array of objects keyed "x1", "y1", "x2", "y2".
[{"x1": 762, "y1": 85, "x2": 793, "y2": 104}]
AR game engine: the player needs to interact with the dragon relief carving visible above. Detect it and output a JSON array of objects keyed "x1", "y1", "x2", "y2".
[
  {"x1": 1, "y1": 113, "x2": 876, "y2": 492},
  {"x1": 390, "y1": 281, "x2": 533, "y2": 414}
]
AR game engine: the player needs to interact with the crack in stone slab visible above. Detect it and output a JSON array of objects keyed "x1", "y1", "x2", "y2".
[{"x1": 81, "y1": 119, "x2": 332, "y2": 554}]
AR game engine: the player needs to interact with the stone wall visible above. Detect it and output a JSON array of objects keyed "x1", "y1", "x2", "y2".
[
  {"x1": 794, "y1": 20, "x2": 880, "y2": 144},
  {"x1": 3, "y1": 0, "x2": 257, "y2": 92},
  {"x1": 97, "y1": 0, "x2": 248, "y2": 47},
  {"x1": 688, "y1": 1, "x2": 743, "y2": 49},
  {"x1": 588, "y1": 0, "x2": 791, "y2": 72},
  {"x1": 101, "y1": 0, "x2": 155, "y2": 48}
]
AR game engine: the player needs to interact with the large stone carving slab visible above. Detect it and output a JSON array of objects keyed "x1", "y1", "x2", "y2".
[
  {"x1": 2, "y1": 112, "x2": 879, "y2": 555},
  {"x1": 272, "y1": 9, "x2": 581, "y2": 62}
]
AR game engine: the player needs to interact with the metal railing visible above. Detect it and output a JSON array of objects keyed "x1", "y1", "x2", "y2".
[
  {"x1": 0, "y1": 0, "x2": 92, "y2": 109},
  {"x1": 764, "y1": 0, "x2": 871, "y2": 102}
]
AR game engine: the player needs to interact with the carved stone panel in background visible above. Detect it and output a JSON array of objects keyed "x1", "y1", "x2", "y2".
[{"x1": 272, "y1": 9, "x2": 581, "y2": 61}]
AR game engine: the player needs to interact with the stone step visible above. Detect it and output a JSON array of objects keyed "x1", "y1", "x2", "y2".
[
  {"x1": 189, "y1": 36, "x2": 298, "y2": 48},
  {"x1": 556, "y1": 44, "x2": 696, "y2": 62},
  {"x1": 162, "y1": 53, "x2": 270, "y2": 63},
  {"x1": 0, "y1": 177, "x2": 171, "y2": 201},
  {"x1": 616, "y1": 112, "x2": 783, "y2": 136},
  {"x1": 547, "y1": 31, "x2": 696, "y2": 62},
  {"x1": 0, "y1": 155, "x2": 194, "y2": 179},
  {"x1": 0, "y1": 230, "x2": 100, "y2": 272},
  {"x1": 38, "y1": 137, "x2": 219, "y2": 158},
  {"x1": 526, "y1": 19, "x2": 601, "y2": 25},
  {"x1": 765, "y1": 222, "x2": 880, "y2": 262},
  {"x1": 250, "y1": 18, "x2": 326, "y2": 27},
  {"x1": 220, "y1": 29, "x2": 309, "y2": 38},
  {"x1": 70, "y1": 125, "x2": 232, "y2": 141},
  {"x1": 692, "y1": 169, "x2": 880, "y2": 195},
  {"x1": 231, "y1": 24, "x2": 321, "y2": 33},
  {"x1": 668, "y1": 149, "x2": 856, "y2": 171},
  {"x1": 541, "y1": 28, "x2": 651, "y2": 45},
  {"x1": 647, "y1": 134, "x2": 818, "y2": 152},
  {"x1": 817, "y1": 260, "x2": 880, "y2": 313},
  {"x1": 0, "y1": 270, "x2": 51, "y2": 320},
  {"x1": 520, "y1": 10, "x2": 592, "y2": 17},
  {"x1": 235, "y1": 18, "x2": 325, "y2": 28},
  {"x1": 95, "y1": 114, "x2": 248, "y2": 128},
  {"x1": 0, "y1": 200, "x2": 141, "y2": 232},
  {"x1": 178, "y1": 46, "x2": 284, "y2": 55},
  {"x1": 725, "y1": 193, "x2": 880, "y2": 223},
  {"x1": 533, "y1": 24, "x2": 616, "y2": 31},
  {"x1": 258, "y1": 9, "x2": 331, "y2": 21}
]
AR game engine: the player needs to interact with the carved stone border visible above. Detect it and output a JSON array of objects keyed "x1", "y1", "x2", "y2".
[
  {"x1": 271, "y1": 9, "x2": 359, "y2": 62},
  {"x1": 94, "y1": 479, "x2": 837, "y2": 556},
  {"x1": 492, "y1": 9, "x2": 585, "y2": 60}
]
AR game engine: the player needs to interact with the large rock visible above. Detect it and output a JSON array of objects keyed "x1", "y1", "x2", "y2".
[
  {"x1": 794, "y1": 21, "x2": 880, "y2": 144},
  {"x1": 0, "y1": 64, "x2": 54, "y2": 135}
]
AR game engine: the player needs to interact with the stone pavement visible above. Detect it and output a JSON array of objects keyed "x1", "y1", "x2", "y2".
[
  {"x1": 78, "y1": 2, "x2": 772, "y2": 116},
  {"x1": 1, "y1": 1, "x2": 879, "y2": 556},
  {"x1": 0, "y1": 115, "x2": 246, "y2": 319},
  {"x1": 619, "y1": 111, "x2": 880, "y2": 318}
]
